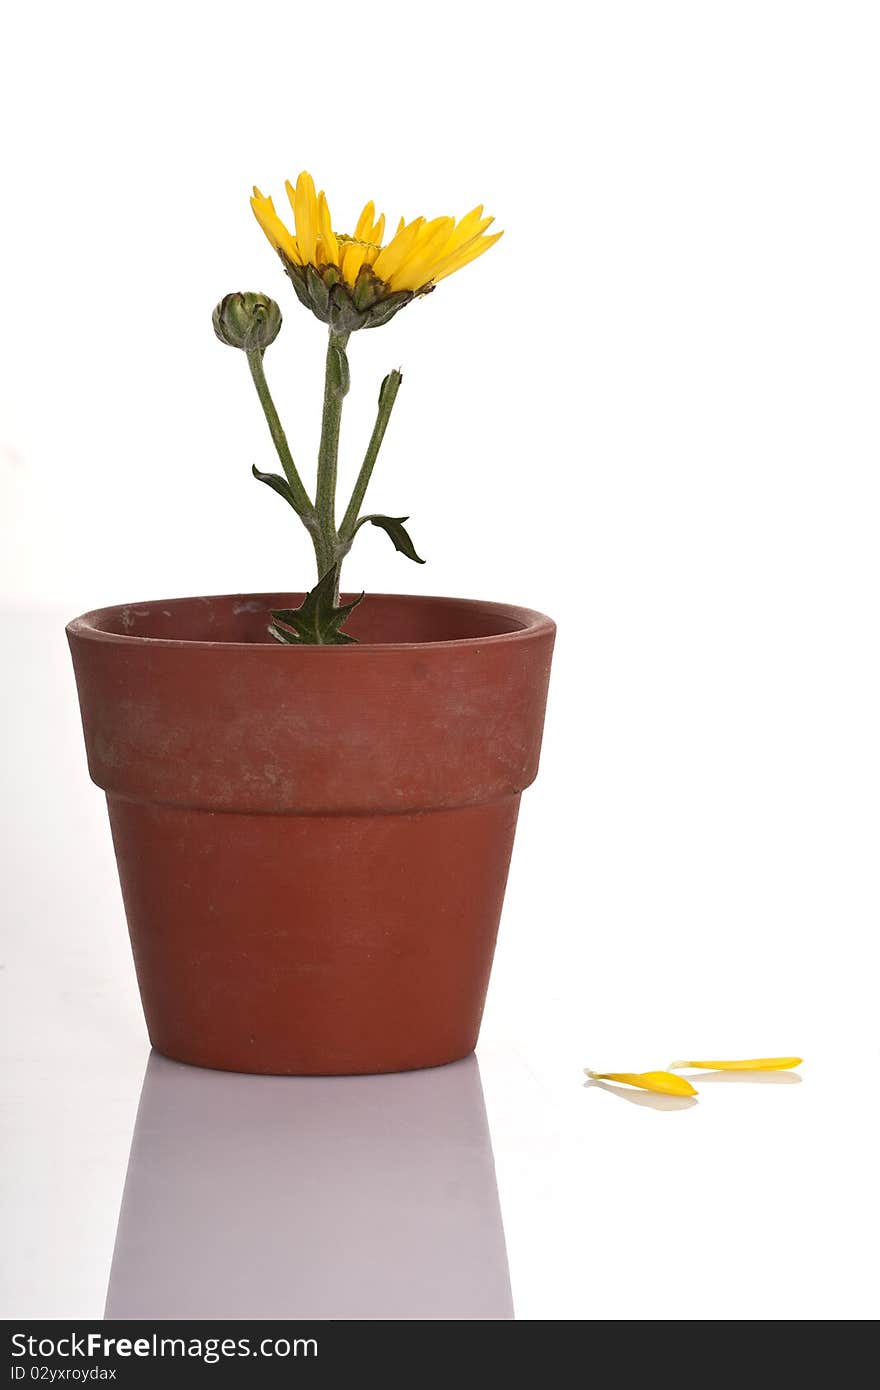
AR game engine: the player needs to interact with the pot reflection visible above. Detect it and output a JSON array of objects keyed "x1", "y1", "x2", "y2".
[{"x1": 105, "y1": 1051, "x2": 513, "y2": 1320}]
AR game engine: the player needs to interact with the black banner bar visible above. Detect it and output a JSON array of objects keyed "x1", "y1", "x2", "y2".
[{"x1": 4, "y1": 1320, "x2": 554, "y2": 1383}]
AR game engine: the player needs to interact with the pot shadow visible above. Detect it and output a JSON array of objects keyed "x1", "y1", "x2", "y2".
[
  {"x1": 583, "y1": 1079, "x2": 698, "y2": 1112},
  {"x1": 104, "y1": 1051, "x2": 513, "y2": 1321},
  {"x1": 680, "y1": 1070, "x2": 802, "y2": 1086}
]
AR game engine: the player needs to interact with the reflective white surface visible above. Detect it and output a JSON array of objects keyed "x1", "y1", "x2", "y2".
[{"x1": 105, "y1": 1054, "x2": 512, "y2": 1321}]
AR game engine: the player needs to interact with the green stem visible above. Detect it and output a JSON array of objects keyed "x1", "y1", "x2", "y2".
[
  {"x1": 338, "y1": 370, "x2": 403, "y2": 543},
  {"x1": 246, "y1": 350, "x2": 314, "y2": 520},
  {"x1": 314, "y1": 331, "x2": 350, "y2": 584}
]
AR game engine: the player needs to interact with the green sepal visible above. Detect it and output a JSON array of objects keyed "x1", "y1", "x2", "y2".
[
  {"x1": 305, "y1": 265, "x2": 330, "y2": 318},
  {"x1": 282, "y1": 260, "x2": 317, "y2": 315},
  {"x1": 278, "y1": 252, "x2": 419, "y2": 332},
  {"x1": 363, "y1": 290, "x2": 414, "y2": 329},
  {"x1": 269, "y1": 565, "x2": 364, "y2": 645},
  {"x1": 353, "y1": 265, "x2": 382, "y2": 312},
  {"x1": 327, "y1": 281, "x2": 367, "y2": 334},
  {"x1": 355, "y1": 514, "x2": 425, "y2": 564},
  {"x1": 251, "y1": 464, "x2": 302, "y2": 512}
]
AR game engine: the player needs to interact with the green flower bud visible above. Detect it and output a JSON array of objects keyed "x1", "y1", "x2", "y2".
[{"x1": 212, "y1": 292, "x2": 282, "y2": 352}]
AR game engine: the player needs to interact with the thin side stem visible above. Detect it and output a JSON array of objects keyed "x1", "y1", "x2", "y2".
[
  {"x1": 338, "y1": 370, "x2": 403, "y2": 543},
  {"x1": 246, "y1": 350, "x2": 314, "y2": 520}
]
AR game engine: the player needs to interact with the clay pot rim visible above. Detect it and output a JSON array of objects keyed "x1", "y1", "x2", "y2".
[{"x1": 66, "y1": 591, "x2": 556, "y2": 652}]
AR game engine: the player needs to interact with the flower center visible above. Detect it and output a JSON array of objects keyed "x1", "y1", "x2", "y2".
[{"x1": 336, "y1": 233, "x2": 382, "y2": 252}]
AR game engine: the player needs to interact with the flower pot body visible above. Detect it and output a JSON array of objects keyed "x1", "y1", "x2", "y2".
[{"x1": 67, "y1": 593, "x2": 554, "y2": 1074}]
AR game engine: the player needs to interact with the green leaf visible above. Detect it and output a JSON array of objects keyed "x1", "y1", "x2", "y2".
[
  {"x1": 267, "y1": 619, "x2": 301, "y2": 644},
  {"x1": 269, "y1": 565, "x2": 364, "y2": 645},
  {"x1": 251, "y1": 465, "x2": 301, "y2": 512},
  {"x1": 355, "y1": 514, "x2": 425, "y2": 564}
]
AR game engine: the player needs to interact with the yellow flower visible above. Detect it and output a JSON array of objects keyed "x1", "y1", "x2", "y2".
[
  {"x1": 251, "y1": 171, "x2": 502, "y2": 332},
  {"x1": 669, "y1": 1057, "x2": 802, "y2": 1072},
  {"x1": 584, "y1": 1069, "x2": 698, "y2": 1097}
]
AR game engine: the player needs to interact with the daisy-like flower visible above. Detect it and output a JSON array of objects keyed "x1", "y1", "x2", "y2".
[{"x1": 251, "y1": 171, "x2": 502, "y2": 332}]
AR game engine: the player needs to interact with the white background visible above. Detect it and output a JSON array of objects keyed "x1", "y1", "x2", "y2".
[{"x1": 2, "y1": 0, "x2": 879, "y2": 1321}]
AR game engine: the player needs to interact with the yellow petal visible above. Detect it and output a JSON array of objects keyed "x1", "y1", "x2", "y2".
[
  {"x1": 670, "y1": 1057, "x2": 803, "y2": 1072},
  {"x1": 371, "y1": 212, "x2": 386, "y2": 246},
  {"x1": 585, "y1": 1069, "x2": 697, "y2": 1097},
  {"x1": 393, "y1": 205, "x2": 500, "y2": 290},
  {"x1": 316, "y1": 190, "x2": 339, "y2": 266},
  {"x1": 430, "y1": 229, "x2": 503, "y2": 283},
  {"x1": 340, "y1": 240, "x2": 369, "y2": 288},
  {"x1": 354, "y1": 200, "x2": 376, "y2": 241},
  {"x1": 287, "y1": 171, "x2": 318, "y2": 265},
  {"x1": 250, "y1": 188, "x2": 301, "y2": 263},
  {"x1": 447, "y1": 214, "x2": 495, "y2": 252},
  {"x1": 372, "y1": 217, "x2": 426, "y2": 284},
  {"x1": 388, "y1": 216, "x2": 457, "y2": 292},
  {"x1": 443, "y1": 206, "x2": 492, "y2": 255}
]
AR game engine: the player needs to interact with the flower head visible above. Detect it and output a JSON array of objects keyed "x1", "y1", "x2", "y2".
[{"x1": 251, "y1": 171, "x2": 502, "y2": 332}]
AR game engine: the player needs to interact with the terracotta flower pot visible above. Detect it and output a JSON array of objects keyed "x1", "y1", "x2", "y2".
[{"x1": 67, "y1": 592, "x2": 555, "y2": 1075}]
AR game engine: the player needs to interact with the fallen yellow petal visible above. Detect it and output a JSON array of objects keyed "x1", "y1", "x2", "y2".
[
  {"x1": 585, "y1": 1069, "x2": 697, "y2": 1097},
  {"x1": 670, "y1": 1057, "x2": 802, "y2": 1072}
]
